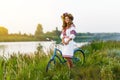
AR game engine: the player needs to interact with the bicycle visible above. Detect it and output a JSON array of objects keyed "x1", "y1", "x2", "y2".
[{"x1": 46, "y1": 42, "x2": 85, "y2": 72}]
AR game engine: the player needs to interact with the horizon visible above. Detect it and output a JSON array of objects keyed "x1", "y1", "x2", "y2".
[
  {"x1": 0, "y1": 0, "x2": 120, "y2": 34},
  {"x1": 1, "y1": 25, "x2": 120, "y2": 34}
]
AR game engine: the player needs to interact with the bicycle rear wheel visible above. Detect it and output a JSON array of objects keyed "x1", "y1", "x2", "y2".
[{"x1": 72, "y1": 49, "x2": 85, "y2": 65}]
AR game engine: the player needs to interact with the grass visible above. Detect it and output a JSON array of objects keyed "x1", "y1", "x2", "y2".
[{"x1": 0, "y1": 40, "x2": 120, "y2": 80}]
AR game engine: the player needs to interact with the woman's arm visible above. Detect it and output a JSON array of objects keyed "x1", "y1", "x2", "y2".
[
  {"x1": 60, "y1": 30, "x2": 66, "y2": 44},
  {"x1": 65, "y1": 27, "x2": 77, "y2": 45},
  {"x1": 69, "y1": 29, "x2": 76, "y2": 39}
]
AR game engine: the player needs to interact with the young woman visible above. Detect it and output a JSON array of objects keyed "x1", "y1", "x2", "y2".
[{"x1": 60, "y1": 13, "x2": 77, "y2": 69}]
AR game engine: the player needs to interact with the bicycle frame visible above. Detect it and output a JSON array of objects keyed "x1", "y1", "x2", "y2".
[
  {"x1": 50, "y1": 47, "x2": 66, "y2": 64},
  {"x1": 49, "y1": 47, "x2": 85, "y2": 64}
]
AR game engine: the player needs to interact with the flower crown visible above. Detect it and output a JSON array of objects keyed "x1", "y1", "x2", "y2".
[{"x1": 61, "y1": 12, "x2": 74, "y2": 21}]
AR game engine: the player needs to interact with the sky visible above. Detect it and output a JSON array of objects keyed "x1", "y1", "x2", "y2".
[{"x1": 0, "y1": 0, "x2": 120, "y2": 34}]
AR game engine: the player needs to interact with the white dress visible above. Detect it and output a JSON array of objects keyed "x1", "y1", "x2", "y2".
[{"x1": 60, "y1": 25, "x2": 76, "y2": 58}]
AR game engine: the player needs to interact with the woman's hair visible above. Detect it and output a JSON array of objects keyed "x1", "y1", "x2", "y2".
[{"x1": 61, "y1": 13, "x2": 74, "y2": 30}]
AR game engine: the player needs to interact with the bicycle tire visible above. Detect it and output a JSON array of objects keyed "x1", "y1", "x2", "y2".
[
  {"x1": 73, "y1": 49, "x2": 85, "y2": 65},
  {"x1": 46, "y1": 59, "x2": 55, "y2": 72},
  {"x1": 46, "y1": 50, "x2": 66, "y2": 72}
]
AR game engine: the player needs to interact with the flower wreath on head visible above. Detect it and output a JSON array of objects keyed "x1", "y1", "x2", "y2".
[{"x1": 61, "y1": 12, "x2": 74, "y2": 21}]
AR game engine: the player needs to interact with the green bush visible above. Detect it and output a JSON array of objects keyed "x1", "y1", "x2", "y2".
[{"x1": 0, "y1": 41, "x2": 120, "y2": 80}]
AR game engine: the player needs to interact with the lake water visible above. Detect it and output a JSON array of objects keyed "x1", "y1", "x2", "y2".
[{"x1": 0, "y1": 41, "x2": 88, "y2": 58}]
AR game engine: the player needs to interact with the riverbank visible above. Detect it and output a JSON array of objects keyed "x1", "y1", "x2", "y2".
[
  {"x1": 0, "y1": 40, "x2": 120, "y2": 80},
  {"x1": 0, "y1": 33, "x2": 120, "y2": 42}
]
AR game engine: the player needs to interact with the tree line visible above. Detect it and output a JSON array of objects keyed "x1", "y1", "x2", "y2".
[
  {"x1": 0, "y1": 24, "x2": 61, "y2": 42},
  {"x1": 0, "y1": 24, "x2": 120, "y2": 42}
]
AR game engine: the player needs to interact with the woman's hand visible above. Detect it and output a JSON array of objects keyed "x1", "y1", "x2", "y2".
[
  {"x1": 62, "y1": 38, "x2": 72, "y2": 45},
  {"x1": 65, "y1": 38, "x2": 72, "y2": 45},
  {"x1": 62, "y1": 38, "x2": 66, "y2": 44}
]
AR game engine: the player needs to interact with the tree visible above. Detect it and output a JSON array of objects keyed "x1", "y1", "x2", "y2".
[
  {"x1": 34, "y1": 24, "x2": 45, "y2": 40},
  {"x1": 0, "y1": 26, "x2": 8, "y2": 35},
  {"x1": 34, "y1": 24, "x2": 43, "y2": 37}
]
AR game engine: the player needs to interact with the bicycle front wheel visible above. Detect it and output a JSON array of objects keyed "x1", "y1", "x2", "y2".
[{"x1": 46, "y1": 59, "x2": 56, "y2": 72}]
